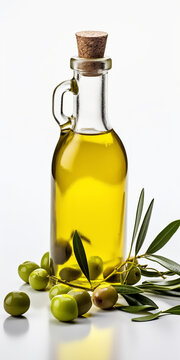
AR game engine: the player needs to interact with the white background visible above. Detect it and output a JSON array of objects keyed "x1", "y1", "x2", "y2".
[{"x1": 0, "y1": 1, "x2": 180, "y2": 360}]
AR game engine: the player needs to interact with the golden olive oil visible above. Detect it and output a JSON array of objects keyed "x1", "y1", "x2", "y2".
[{"x1": 51, "y1": 129, "x2": 128, "y2": 280}]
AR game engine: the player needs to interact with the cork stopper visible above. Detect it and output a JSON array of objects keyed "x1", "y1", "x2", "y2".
[{"x1": 76, "y1": 31, "x2": 108, "y2": 59}]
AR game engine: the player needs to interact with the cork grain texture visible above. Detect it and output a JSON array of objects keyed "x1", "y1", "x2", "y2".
[{"x1": 76, "y1": 31, "x2": 108, "y2": 59}]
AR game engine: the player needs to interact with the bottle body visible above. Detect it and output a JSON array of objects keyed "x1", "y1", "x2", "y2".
[
  {"x1": 51, "y1": 128, "x2": 127, "y2": 281},
  {"x1": 51, "y1": 56, "x2": 128, "y2": 283}
]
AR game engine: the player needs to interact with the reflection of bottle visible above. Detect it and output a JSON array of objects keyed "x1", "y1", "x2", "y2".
[{"x1": 51, "y1": 31, "x2": 128, "y2": 280}]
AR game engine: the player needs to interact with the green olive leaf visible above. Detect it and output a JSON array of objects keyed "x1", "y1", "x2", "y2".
[
  {"x1": 148, "y1": 277, "x2": 180, "y2": 286},
  {"x1": 122, "y1": 293, "x2": 158, "y2": 309},
  {"x1": 139, "y1": 283, "x2": 176, "y2": 291},
  {"x1": 149, "y1": 289, "x2": 180, "y2": 297},
  {"x1": 73, "y1": 230, "x2": 91, "y2": 284},
  {"x1": 140, "y1": 268, "x2": 174, "y2": 277},
  {"x1": 163, "y1": 305, "x2": 180, "y2": 315},
  {"x1": 131, "y1": 293, "x2": 158, "y2": 309},
  {"x1": 122, "y1": 294, "x2": 142, "y2": 306},
  {"x1": 129, "y1": 189, "x2": 144, "y2": 255},
  {"x1": 145, "y1": 254, "x2": 180, "y2": 276},
  {"x1": 132, "y1": 312, "x2": 161, "y2": 322},
  {"x1": 113, "y1": 285, "x2": 143, "y2": 294},
  {"x1": 135, "y1": 199, "x2": 154, "y2": 255},
  {"x1": 71, "y1": 231, "x2": 91, "y2": 244},
  {"x1": 146, "y1": 220, "x2": 180, "y2": 255},
  {"x1": 117, "y1": 305, "x2": 154, "y2": 313}
]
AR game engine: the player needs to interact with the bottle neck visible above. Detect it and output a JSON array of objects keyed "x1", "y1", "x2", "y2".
[{"x1": 73, "y1": 71, "x2": 111, "y2": 134}]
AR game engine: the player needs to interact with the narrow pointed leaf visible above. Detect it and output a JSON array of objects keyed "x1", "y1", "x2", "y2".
[
  {"x1": 146, "y1": 220, "x2": 180, "y2": 254},
  {"x1": 140, "y1": 280, "x2": 180, "y2": 291},
  {"x1": 140, "y1": 268, "x2": 161, "y2": 277},
  {"x1": 132, "y1": 312, "x2": 161, "y2": 322},
  {"x1": 122, "y1": 293, "x2": 158, "y2": 309},
  {"x1": 73, "y1": 230, "x2": 90, "y2": 283},
  {"x1": 163, "y1": 305, "x2": 180, "y2": 315},
  {"x1": 145, "y1": 254, "x2": 180, "y2": 276},
  {"x1": 150, "y1": 289, "x2": 180, "y2": 297},
  {"x1": 113, "y1": 285, "x2": 143, "y2": 294},
  {"x1": 117, "y1": 305, "x2": 154, "y2": 313},
  {"x1": 149, "y1": 277, "x2": 180, "y2": 286},
  {"x1": 140, "y1": 268, "x2": 174, "y2": 277},
  {"x1": 135, "y1": 199, "x2": 154, "y2": 255},
  {"x1": 71, "y1": 231, "x2": 91, "y2": 244},
  {"x1": 139, "y1": 283, "x2": 172, "y2": 291},
  {"x1": 130, "y1": 189, "x2": 144, "y2": 249},
  {"x1": 122, "y1": 294, "x2": 142, "y2": 306},
  {"x1": 131, "y1": 293, "x2": 158, "y2": 309}
]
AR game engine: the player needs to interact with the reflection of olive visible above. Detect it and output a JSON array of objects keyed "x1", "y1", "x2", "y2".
[
  {"x1": 52, "y1": 240, "x2": 72, "y2": 265},
  {"x1": 59, "y1": 267, "x2": 82, "y2": 281},
  {"x1": 68, "y1": 289, "x2": 92, "y2": 316},
  {"x1": 88, "y1": 256, "x2": 103, "y2": 280},
  {"x1": 103, "y1": 266, "x2": 120, "y2": 283},
  {"x1": 3, "y1": 316, "x2": 29, "y2": 336}
]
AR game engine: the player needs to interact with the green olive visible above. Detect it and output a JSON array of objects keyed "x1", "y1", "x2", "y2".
[
  {"x1": 59, "y1": 267, "x2": 82, "y2": 281},
  {"x1": 51, "y1": 294, "x2": 78, "y2": 322},
  {"x1": 103, "y1": 266, "x2": 120, "y2": 283},
  {"x1": 92, "y1": 285, "x2": 118, "y2": 309},
  {"x1": 18, "y1": 261, "x2": 39, "y2": 283},
  {"x1": 126, "y1": 266, "x2": 141, "y2": 285},
  {"x1": 49, "y1": 284, "x2": 72, "y2": 300},
  {"x1": 4, "y1": 291, "x2": 30, "y2": 316},
  {"x1": 68, "y1": 289, "x2": 92, "y2": 316},
  {"x1": 51, "y1": 239, "x2": 72, "y2": 265},
  {"x1": 41, "y1": 252, "x2": 50, "y2": 274},
  {"x1": 126, "y1": 258, "x2": 138, "y2": 270},
  {"x1": 88, "y1": 256, "x2": 103, "y2": 280},
  {"x1": 29, "y1": 268, "x2": 49, "y2": 290}
]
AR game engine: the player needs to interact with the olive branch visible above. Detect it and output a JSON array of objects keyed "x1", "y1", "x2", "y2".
[{"x1": 50, "y1": 188, "x2": 180, "y2": 322}]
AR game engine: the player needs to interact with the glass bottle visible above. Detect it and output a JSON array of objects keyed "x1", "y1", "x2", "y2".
[{"x1": 51, "y1": 32, "x2": 128, "y2": 284}]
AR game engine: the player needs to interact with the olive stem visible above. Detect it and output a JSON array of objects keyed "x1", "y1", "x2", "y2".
[
  {"x1": 140, "y1": 267, "x2": 167, "y2": 279},
  {"x1": 50, "y1": 254, "x2": 146, "y2": 292},
  {"x1": 93, "y1": 254, "x2": 145, "y2": 290},
  {"x1": 123, "y1": 262, "x2": 135, "y2": 284},
  {"x1": 50, "y1": 275, "x2": 93, "y2": 292}
]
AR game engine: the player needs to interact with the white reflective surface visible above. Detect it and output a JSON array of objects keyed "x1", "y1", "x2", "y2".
[{"x1": 1, "y1": 274, "x2": 180, "y2": 360}]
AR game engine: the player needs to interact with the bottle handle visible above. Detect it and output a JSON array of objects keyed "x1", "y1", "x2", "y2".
[{"x1": 52, "y1": 79, "x2": 77, "y2": 131}]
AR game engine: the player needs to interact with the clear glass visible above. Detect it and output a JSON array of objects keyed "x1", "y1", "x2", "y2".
[
  {"x1": 73, "y1": 71, "x2": 110, "y2": 133},
  {"x1": 51, "y1": 61, "x2": 128, "y2": 285}
]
